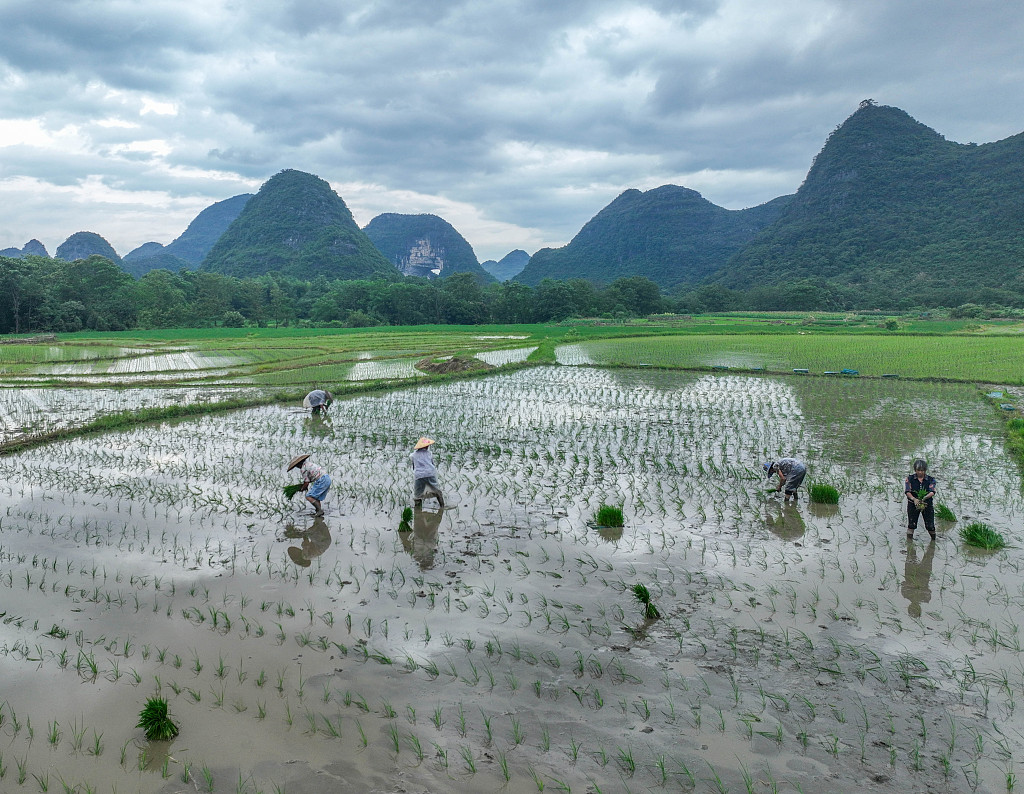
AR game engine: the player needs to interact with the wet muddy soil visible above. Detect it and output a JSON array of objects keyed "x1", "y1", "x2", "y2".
[{"x1": 0, "y1": 368, "x2": 1021, "y2": 793}]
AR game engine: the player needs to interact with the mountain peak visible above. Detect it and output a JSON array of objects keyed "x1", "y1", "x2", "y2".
[
  {"x1": 201, "y1": 169, "x2": 395, "y2": 280},
  {"x1": 55, "y1": 231, "x2": 121, "y2": 263}
]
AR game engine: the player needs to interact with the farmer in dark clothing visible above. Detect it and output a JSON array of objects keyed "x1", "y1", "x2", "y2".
[
  {"x1": 905, "y1": 458, "x2": 937, "y2": 540},
  {"x1": 764, "y1": 458, "x2": 807, "y2": 502}
]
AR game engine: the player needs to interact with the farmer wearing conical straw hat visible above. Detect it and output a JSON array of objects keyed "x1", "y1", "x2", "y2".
[
  {"x1": 287, "y1": 453, "x2": 331, "y2": 516},
  {"x1": 303, "y1": 389, "x2": 333, "y2": 417},
  {"x1": 410, "y1": 437, "x2": 445, "y2": 508}
]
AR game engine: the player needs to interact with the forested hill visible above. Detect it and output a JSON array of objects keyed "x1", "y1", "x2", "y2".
[
  {"x1": 481, "y1": 249, "x2": 530, "y2": 281},
  {"x1": 362, "y1": 213, "x2": 495, "y2": 284},
  {"x1": 515, "y1": 185, "x2": 792, "y2": 288},
  {"x1": 55, "y1": 231, "x2": 122, "y2": 264},
  {"x1": 714, "y1": 102, "x2": 1024, "y2": 304},
  {"x1": 124, "y1": 194, "x2": 253, "y2": 278},
  {"x1": 201, "y1": 170, "x2": 396, "y2": 281}
]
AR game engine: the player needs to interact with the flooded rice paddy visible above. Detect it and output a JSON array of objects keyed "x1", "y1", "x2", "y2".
[{"x1": 0, "y1": 367, "x2": 1022, "y2": 793}]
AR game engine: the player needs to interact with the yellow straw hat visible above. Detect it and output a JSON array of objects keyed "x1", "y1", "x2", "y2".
[
  {"x1": 287, "y1": 453, "x2": 311, "y2": 471},
  {"x1": 414, "y1": 437, "x2": 435, "y2": 450}
]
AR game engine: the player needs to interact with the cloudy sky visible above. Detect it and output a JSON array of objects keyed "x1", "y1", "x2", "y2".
[{"x1": 1, "y1": 0, "x2": 1022, "y2": 263}]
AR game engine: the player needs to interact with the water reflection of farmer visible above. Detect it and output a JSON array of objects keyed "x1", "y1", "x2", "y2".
[
  {"x1": 399, "y1": 507, "x2": 444, "y2": 569},
  {"x1": 901, "y1": 539, "x2": 936, "y2": 618},
  {"x1": 765, "y1": 501, "x2": 806, "y2": 541},
  {"x1": 303, "y1": 389, "x2": 333, "y2": 417},
  {"x1": 285, "y1": 515, "x2": 332, "y2": 567}
]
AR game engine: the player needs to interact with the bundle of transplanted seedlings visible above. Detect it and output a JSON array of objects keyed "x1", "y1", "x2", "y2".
[
  {"x1": 283, "y1": 483, "x2": 304, "y2": 499},
  {"x1": 960, "y1": 522, "x2": 1006, "y2": 550}
]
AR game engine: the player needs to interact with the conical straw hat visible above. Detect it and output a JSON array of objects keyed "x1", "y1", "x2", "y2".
[
  {"x1": 287, "y1": 453, "x2": 311, "y2": 471},
  {"x1": 414, "y1": 437, "x2": 435, "y2": 450}
]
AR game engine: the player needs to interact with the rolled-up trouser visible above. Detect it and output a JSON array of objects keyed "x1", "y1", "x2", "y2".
[
  {"x1": 907, "y1": 500, "x2": 934, "y2": 532},
  {"x1": 413, "y1": 476, "x2": 443, "y2": 503},
  {"x1": 783, "y1": 465, "x2": 806, "y2": 495}
]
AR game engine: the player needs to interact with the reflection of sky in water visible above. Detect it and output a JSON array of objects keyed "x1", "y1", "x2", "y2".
[
  {"x1": 36, "y1": 351, "x2": 243, "y2": 375},
  {"x1": 554, "y1": 344, "x2": 593, "y2": 365},
  {"x1": 0, "y1": 386, "x2": 259, "y2": 443},
  {"x1": 346, "y1": 359, "x2": 423, "y2": 380},
  {"x1": 475, "y1": 347, "x2": 537, "y2": 366}
]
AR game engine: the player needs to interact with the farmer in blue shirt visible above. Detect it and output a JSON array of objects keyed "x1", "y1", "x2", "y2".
[
  {"x1": 410, "y1": 437, "x2": 445, "y2": 508},
  {"x1": 904, "y1": 458, "x2": 936, "y2": 541}
]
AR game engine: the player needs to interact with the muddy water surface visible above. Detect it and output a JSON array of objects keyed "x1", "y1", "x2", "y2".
[{"x1": 0, "y1": 368, "x2": 1022, "y2": 793}]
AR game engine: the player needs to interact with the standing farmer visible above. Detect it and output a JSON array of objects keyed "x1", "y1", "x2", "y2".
[
  {"x1": 303, "y1": 389, "x2": 333, "y2": 417},
  {"x1": 287, "y1": 453, "x2": 331, "y2": 516},
  {"x1": 764, "y1": 458, "x2": 807, "y2": 502},
  {"x1": 410, "y1": 437, "x2": 445, "y2": 508},
  {"x1": 904, "y1": 458, "x2": 936, "y2": 541}
]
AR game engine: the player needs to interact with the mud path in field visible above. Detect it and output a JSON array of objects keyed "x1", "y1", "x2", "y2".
[{"x1": 1, "y1": 368, "x2": 1022, "y2": 793}]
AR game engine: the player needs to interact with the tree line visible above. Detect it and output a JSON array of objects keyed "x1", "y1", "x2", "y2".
[
  {"x1": 2, "y1": 254, "x2": 1019, "y2": 334},
  {"x1": 0, "y1": 255, "x2": 668, "y2": 333}
]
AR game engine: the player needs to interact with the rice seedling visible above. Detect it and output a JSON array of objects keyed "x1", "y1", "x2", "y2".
[
  {"x1": 809, "y1": 482, "x2": 840, "y2": 504},
  {"x1": 631, "y1": 583, "x2": 660, "y2": 619},
  {"x1": 593, "y1": 504, "x2": 624, "y2": 528},
  {"x1": 935, "y1": 503, "x2": 957, "y2": 522},
  {"x1": 137, "y1": 695, "x2": 179, "y2": 741},
  {"x1": 960, "y1": 522, "x2": 1006, "y2": 550}
]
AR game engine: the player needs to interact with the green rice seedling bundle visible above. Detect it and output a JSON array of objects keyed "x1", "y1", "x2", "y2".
[
  {"x1": 137, "y1": 696, "x2": 179, "y2": 740},
  {"x1": 808, "y1": 483, "x2": 840, "y2": 504},
  {"x1": 959, "y1": 522, "x2": 1006, "y2": 550},
  {"x1": 632, "y1": 583, "x2": 660, "y2": 620},
  {"x1": 283, "y1": 483, "x2": 303, "y2": 499},
  {"x1": 935, "y1": 504, "x2": 956, "y2": 522},
  {"x1": 593, "y1": 504, "x2": 624, "y2": 527}
]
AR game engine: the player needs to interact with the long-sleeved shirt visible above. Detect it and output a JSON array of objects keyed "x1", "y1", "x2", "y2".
[
  {"x1": 410, "y1": 448, "x2": 438, "y2": 479},
  {"x1": 300, "y1": 461, "x2": 327, "y2": 484}
]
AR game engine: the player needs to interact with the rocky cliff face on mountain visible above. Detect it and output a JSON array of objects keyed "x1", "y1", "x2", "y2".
[
  {"x1": 55, "y1": 231, "x2": 121, "y2": 263},
  {"x1": 201, "y1": 170, "x2": 396, "y2": 281},
  {"x1": 515, "y1": 186, "x2": 791, "y2": 288},
  {"x1": 481, "y1": 249, "x2": 530, "y2": 281},
  {"x1": 362, "y1": 213, "x2": 495, "y2": 283}
]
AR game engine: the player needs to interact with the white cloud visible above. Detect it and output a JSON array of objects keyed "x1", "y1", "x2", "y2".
[{"x1": 0, "y1": 0, "x2": 1023, "y2": 264}]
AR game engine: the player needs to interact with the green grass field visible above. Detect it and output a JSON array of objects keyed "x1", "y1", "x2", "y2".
[{"x1": 566, "y1": 333, "x2": 1024, "y2": 383}]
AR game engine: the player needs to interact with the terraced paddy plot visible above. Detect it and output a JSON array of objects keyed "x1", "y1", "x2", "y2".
[
  {"x1": 0, "y1": 368, "x2": 1022, "y2": 793},
  {"x1": 560, "y1": 334, "x2": 1024, "y2": 382},
  {"x1": 347, "y1": 357, "x2": 425, "y2": 380},
  {"x1": 0, "y1": 386, "x2": 257, "y2": 444},
  {"x1": 475, "y1": 346, "x2": 537, "y2": 366}
]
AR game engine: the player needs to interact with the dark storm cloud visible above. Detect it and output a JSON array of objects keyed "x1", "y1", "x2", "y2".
[{"x1": 1, "y1": 0, "x2": 1023, "y2": 259}]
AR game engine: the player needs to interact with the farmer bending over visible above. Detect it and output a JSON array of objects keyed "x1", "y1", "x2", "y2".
[
  {"x1": 764, "y1": 457, "x2": 807, "y2": 502},
  {"x1": 288, "y1": 453, "x2": 331, "y2": 516},
  {"x1": 410, "y1": 437, "x2": 445, "y2": 508},
  {"x1": 904, "y1": 458, "x2": 936, "y2": 541},
  {"x1": 303, "y1": 389, "x2": 333, "y2": 417}
]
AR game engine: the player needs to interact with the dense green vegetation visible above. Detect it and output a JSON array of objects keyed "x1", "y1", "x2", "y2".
[
  {"x1": 565, "y1": 333, "x2": 1024, "y2": 383},
  {"x1": 0, "y1": 252, "x2": 672, "y2": 332},
  {"x1": 123, "y1": 193, "x2": 253, "y2": 276},
  {"x1": 54, "y1": 230, "x2": 122, "y2": 264},
  {"x1": 716, "y1": 102, "x2": 1024, "y2": 306},
  {"x1": 517, "y1": 185, "x2": 792, "y2": 288},
  {"x1": 201, "y1": 170, "x2": 396, "y2": 281}
]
